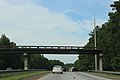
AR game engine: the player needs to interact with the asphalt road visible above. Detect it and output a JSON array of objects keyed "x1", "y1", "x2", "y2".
[{"x1": 37, "y1": 72, "x2": 111, "y2": 80}]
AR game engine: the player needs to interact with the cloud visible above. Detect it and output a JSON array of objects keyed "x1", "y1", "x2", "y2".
[
  {"x1": 0, "y1": 0, "x2": 107, "y2": 46},
  {"x1": 0, "y1": 1, "x2": 79, "y2": 31},
  {"x1": 63, "y1": 9, "x2": 74, "y2": 14},
  {"x1": 0, "y1": 0, "x2": 109, "y2": 63}
]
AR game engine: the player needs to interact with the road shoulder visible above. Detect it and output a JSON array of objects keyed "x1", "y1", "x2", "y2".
[{"x1": 88, "y1": 72, "x2": 120, "y2": 80}]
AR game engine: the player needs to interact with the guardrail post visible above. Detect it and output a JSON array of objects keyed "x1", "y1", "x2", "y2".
[{"x1": 23, "y1": 53, "x2": 28, "y2": 70}]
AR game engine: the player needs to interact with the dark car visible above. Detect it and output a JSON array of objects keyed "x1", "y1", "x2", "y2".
[
  {"x1": 71, "y1": 67, "x2": 77, "y2": 72},
  {"x1": 62, "y1": 66, "x2": 68, "y2": 72}
]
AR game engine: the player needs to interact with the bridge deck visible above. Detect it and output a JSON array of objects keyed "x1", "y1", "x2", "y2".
[{"x1": 0, "y1": 46, "x2": 102, "y2": 54}]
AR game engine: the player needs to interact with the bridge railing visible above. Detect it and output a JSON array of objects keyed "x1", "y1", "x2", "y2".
[{"x1": 16, "y1": 46, "x2": 99, "y2": 50}]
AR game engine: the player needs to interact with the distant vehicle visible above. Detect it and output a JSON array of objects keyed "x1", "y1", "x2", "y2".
[
  {"x1": 62, "y1": 66, "x2": 68, "y2": 72},
  {"x1": 52, "y1": 65, "x2": 63, "y2": 74},
  {"x1": 6, "y1": 67, "x2": 13, "y2": 70},
  {"x1": 70, "y1": 67, "x2": 77, "y2": 72}
]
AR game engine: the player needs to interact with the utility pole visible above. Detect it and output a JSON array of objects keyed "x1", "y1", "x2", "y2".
[
  {"x1": 94, "y1": 19, "x2": 98, "y2": 71},
  {"x1": 94, "y1": 19, "x2": 96, "y2": 49}
]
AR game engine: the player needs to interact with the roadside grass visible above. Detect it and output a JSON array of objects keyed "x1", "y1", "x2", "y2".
[
  {"x1": 0, "y1": 71, "x2": 49, "y2": 80},
  {"x1": 89, "y1": 72, "x2": 120, "y2": 80}
]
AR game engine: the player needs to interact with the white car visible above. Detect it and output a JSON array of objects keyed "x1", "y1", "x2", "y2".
[{"x1": 52, "y1": 65, "x2": 63, "y2": 74}]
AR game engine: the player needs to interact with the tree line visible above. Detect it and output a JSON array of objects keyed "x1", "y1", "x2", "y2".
[
  {"x1": 74, "y1": 0, "x2": 120, "y2": 71},
  {"x1": 0, "y1": 34, "x2": 64, "y2": 70}
]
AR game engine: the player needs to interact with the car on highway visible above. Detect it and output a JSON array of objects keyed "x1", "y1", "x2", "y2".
[
  {"x1": 6, "y1": 67, "x2": 13, "y2": 70},
  {"x1": 52, "y1": 65, "x2": 63, "y2": 74},
  {"x1": 70, "y1": 67, "x2": 78, "y2": 72},
  {"x1": 62, "y1": 66, "x2": 67, "y2": 72}
]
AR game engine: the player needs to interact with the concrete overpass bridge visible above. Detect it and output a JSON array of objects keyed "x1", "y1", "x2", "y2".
[{"x1": 0, "y1": 46, "x2": 102, "y2": 71}]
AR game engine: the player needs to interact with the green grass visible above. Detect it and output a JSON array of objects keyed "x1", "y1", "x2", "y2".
[
  {"x1": 94, "y1": 71, "x2": 120, "y2": 76},
  {"x1": 89, "y1": 72, "x2": 120, "y2": 80},
  {"x1": 0, "y1": 71, "x2": 49, "y2": 80}
]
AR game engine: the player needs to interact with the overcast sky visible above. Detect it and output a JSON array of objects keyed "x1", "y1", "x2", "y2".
[{"x1": 0, "y1": 0, "x2": 114, "y2": 64}]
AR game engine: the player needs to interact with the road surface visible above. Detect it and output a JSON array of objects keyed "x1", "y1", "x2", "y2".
[{"x1": 37, "y1": 72, "x2": 111, "y2": 80}]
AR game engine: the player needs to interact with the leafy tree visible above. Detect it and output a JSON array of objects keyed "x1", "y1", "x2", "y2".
[
  {"x1": 30, "y1": 54, "x2": 49, "y2": 69},
  {"x1": 0, "y1": 34, "x2": 15, "y2": 48},
  {"x1": 75, "y1": 0, "x2": 120, "y2": 71},
  {"x1": 30, "y1": 54, "x2": 65, "y2": 70},
  {"x1": 49, "y1": 59, "x2": 64, "y2": 69},
  {"x1": 65, "y1": 63, "x2": 74, "y2": 68},
  {"x1": 74, "y1": 55, "x2": 94, "y2": 71},
  {"x1": 0, "y1": 34, "x2": 23, "y2": 69},
  {"x1": 0, "y1": 34, "x2": 65, "y2": 70}
]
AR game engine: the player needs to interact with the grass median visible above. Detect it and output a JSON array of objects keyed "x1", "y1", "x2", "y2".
[{"x1": 0, "y1": 71, "x2": 50, "y2": 80}]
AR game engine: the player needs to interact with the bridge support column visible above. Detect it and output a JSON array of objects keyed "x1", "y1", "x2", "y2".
[
  {"x1": 23, "y1": 53, "x2": 28, "y2": 70},
  {"x1": 95, "y1": 54, "x2": 99, "y2": 71},
  {"x1": 28, "y1": 54, "x2": 31, "y2": 69},
  {"x1": 98, "y1": 54, "x2": 103, "y2": 71}
]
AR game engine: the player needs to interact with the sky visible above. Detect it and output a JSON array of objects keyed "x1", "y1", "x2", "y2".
[{"x1": 0, "y1": 0, "x2": 115, "y2": 64}]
